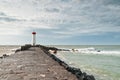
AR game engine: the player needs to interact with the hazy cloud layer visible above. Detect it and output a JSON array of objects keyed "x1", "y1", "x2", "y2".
[{"x1": 0, "y1": 0, "x2": 120, "y2": 44}]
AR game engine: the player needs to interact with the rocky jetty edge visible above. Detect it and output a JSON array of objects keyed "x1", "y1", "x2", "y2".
[{"x1": 15, "y1": 44, "x2": 96, "y2": 80}]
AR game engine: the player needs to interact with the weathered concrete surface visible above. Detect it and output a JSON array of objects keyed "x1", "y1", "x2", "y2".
[{"x1": 0, "y1": 47, "x2": 77, "y2": 80}]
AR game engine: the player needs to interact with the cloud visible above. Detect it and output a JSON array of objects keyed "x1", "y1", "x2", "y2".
[
  {"x1": 45, "y1": 8, "x2": 60, "y2": 13},
  {"x1": 0, "y1": 16, "x2": 22, "y2": 22},
  {"x1": 0, "y1": 0, "x2": 120, "y2": 39},
  {"x1": 0, "y1": 27, "x2": 25, "y2": 36},
  {"x1": 0, "y1": 12, "x2": 6, "y2": 16}
]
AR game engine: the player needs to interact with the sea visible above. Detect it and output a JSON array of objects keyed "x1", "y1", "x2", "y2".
[
  {"x1": 51, "y1": 45, "x2": 120, "y2": 80},
  {"x1": 0, "y1": 45, "x2": 20, "y2": 57},
  {"x1": 0, "y1": 45, "x2": 120, "y2": 80}
]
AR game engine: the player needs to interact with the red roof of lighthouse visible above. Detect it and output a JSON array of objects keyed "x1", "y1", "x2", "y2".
[{"x1": 32, "y1": 32, "x2": 36, "y2": 34}]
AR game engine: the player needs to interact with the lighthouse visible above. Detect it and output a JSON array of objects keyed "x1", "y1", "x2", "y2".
[{"x1": 32, "y1": 32, "x2": 36, "y2": 46}]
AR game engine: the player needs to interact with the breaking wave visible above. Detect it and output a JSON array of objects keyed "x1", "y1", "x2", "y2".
[{"x1": 60, "y1": 47, "x2": 120, "y2": 55}]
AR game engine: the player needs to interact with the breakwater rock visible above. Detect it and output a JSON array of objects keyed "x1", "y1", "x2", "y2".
[
  {"x1": 0, "y1": 54, "x2": 9, "y2": 59},
  {"x1": 39, "y1": 45, "x2": 95, "y2": 80}
]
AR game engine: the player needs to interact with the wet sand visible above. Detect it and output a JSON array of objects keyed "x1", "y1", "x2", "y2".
[{"x1": 0, "y1": 47, "x2": 77, "y2": 80}]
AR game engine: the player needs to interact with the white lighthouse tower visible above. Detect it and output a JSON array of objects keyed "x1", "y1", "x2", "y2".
[{"x1": 32, "y1": 32, "x2": 36, "y2": 46}]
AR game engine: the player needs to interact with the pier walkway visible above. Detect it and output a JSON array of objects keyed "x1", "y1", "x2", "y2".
[{"x1": 0, "y1": 47, "x2": 77, "y2": 80}]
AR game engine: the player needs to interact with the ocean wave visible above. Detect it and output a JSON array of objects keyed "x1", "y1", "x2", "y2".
[
  {"x1": 61, "y1": 47, "x2": 120, "y2": 55},
  {"x1": 0, "y1": 47, "x2": 20, "y2": 56},
  {"x1": 10, "y1": 47, "x2": 20, "y2": 52}
]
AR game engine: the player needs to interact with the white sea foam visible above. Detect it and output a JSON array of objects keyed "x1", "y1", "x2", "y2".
[
  {"x1": 0, "y1": 46, "x2": 20, "y2": 56},
  {"x1": 64, "y1": 47, "x2": 120, "y2": 55},
  {"x1": 10, "y1": 47, "x2": 20, "y2": 52}
]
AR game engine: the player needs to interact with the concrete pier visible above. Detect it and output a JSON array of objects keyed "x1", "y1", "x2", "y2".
[{"x1": 0, "y1": 47, "x2": 77, "y2": 80}]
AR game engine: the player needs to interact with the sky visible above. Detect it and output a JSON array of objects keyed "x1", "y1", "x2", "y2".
[{"x1": 0, "y1": 0, "x2": 120, "y2": 45}]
